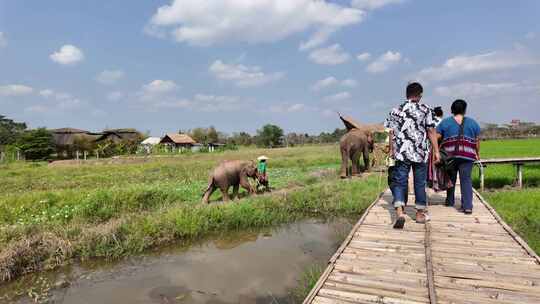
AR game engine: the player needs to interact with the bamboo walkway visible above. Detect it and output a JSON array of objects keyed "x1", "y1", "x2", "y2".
[{"x1": 304, "y1": 188, "x2": 540, "y2": 304}]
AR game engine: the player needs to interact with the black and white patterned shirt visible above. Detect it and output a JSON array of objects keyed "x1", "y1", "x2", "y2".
[{"x1": 384, "y1": 100, "x2": 437, "y2": 163}]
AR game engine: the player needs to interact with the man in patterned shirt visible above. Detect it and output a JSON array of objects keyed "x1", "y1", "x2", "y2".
[{"x1": 384, "y1": 82, "x2": 440, "y2": 228}]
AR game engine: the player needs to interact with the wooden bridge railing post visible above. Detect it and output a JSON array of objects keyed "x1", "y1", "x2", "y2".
[{"x1": 516, "y1": 163, "x2": 523, "y2": 189}]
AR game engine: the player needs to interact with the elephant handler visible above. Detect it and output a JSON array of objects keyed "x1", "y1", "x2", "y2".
[
  {"x1": 257, "y1": 155, "x2": 270, "y2": 192},
  {"x1": 384, "y1": 82, "x2": 440, "y2": 229}
]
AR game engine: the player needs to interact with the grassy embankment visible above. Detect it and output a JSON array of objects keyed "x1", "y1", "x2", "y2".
[
  {"x1": 0, "y1": 145, "x2": 384, "y2": 283},
  {"x1": 475, "y1": 138, "x2": 540, "y2": 254}
]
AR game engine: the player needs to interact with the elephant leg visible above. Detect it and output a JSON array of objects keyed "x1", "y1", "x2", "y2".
[
  {"x1": 240, "y1": 176, "x2": 254, "y2": 196},
  {"x1": 363, "y1": 147, "x2": 370, "y2": 172},
  {"x1": 202, "y1": 185, "x2": 216, "y2": 204},
  {"x1": 351, "y1": 151, "x2": 361, "y2": 176},
  {"x1": 232, "y1": 184, "x2": 240, "y2": 200},
  {"x1": 340, "y1": 148, "x2": 349, "y2": 178},
  {"x1": 220, "y1": 186, "x2": 231, "y2": 202}
]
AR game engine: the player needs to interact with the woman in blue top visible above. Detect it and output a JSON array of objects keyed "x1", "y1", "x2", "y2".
[{"x1": 436, "y1": 99, "x2": 481, "y2": 214}]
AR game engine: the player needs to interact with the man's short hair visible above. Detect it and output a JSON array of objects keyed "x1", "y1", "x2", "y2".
[
  {"x1": 451, "y1": 99, "x2": 467, "y2": 115},
  {"x1": 434, "y1": 106, "x2": 443, "y2": 117},
  {"x1": 406, "y1": 82, "x2": 423, "y2": 98}
]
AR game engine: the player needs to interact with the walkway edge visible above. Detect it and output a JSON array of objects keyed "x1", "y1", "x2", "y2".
[
  {"x1": 473, "y1": 189, "x2": 540, "y2": 264},
  {"x1": 302, "y1": 191, "x2": 384, "y2": 304}
]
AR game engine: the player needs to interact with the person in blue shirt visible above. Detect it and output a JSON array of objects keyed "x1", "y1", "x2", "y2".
[{"x1": 436, "y1": 99, "x2": 481, "y2": 214}]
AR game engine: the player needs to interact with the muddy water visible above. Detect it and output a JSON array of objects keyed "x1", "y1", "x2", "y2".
[{"x1": 4, "y1": 219, "x2": 353, "y2": 304}]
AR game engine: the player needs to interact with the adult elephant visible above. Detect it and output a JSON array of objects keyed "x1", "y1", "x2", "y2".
[
  {"x1": 202, "y1": 160, "x2": 258, "y2": 204},
  {"x1": 339, "y1": 129, "x2": 374, "y2": 178}
]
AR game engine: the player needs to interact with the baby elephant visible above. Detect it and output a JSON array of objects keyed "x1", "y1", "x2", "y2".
[{"x1": 202, "y1": 160, "x2": 259, "y2": 204}]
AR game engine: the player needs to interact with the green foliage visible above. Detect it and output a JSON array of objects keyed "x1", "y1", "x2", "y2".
[
  {"x1": 292, "y1": 264, "x2": 324, "y2": 302},
  {"x1": 256, "y1": 124, "x2": 284, "y2": 148},
  {"x1": 0, "y1": 115, "x2": 27, "y2": 146},
  {"x1": 229, "y1": 132, "x2": 252, "y2": 146},
  {"x1": 16, "y1": 128, "x2": 54, "y2": 160}
]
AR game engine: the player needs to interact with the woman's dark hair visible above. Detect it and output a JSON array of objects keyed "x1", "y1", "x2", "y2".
[
  {"x1": 434, "y1": 106, "x2": 443, "y2": 117},
  {"x1": 406, "y1": 82, "x2": 423, "y2": 98},
  {"x1": 451, "y1": 99, "x2": 467, "y2": 115}
]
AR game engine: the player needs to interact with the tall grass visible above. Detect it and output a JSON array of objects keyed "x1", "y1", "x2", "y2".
[
  {"x1": 483, "y1": 189, "x2": 540, "y2": 254},
  {"x1": 0, "y1": 144, "x2": 384, "y2": 283}
]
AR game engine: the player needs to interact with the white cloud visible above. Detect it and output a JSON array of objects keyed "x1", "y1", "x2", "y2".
[
  {"x1": 0, "y1": 84, "x2": 34, "y2": 96},
  {"x1": 357, "y1": 52, "x2": 371, "y2": 61},
  {"x1": 25, "y1": 105, "x2": 48, "y2": 113},
  {"x1": 366, "y1": 51, "x2": 402, "y2": 73},
  {"x1": 434, "y1": 82, "x2": 538, "y2": 98},
  {"x1": 107, "y1": 91, "x2": 125, "y2": 102},
  {"x1": 147, "y1": 0, "x2": 364, "y2": 48},
  {"x1": 415, "y1": 48, "x2": 540, "y2": 82},
  {"x1": 270, "y1": 103, "x2": 307, "y2": 113},
  {"x1": 311, "y1": 77, "x2": 357, "y2": 91},
  {"x1": 342, "y1": 79, "x2": 358, "y2": 87},
  {"x1": 39, "y1": 89, "x2": 54, "y2": 98},
  {"x1": 193, "y1": 94, "x2": 248, "y2": 112},
  {"x1": 324, "y1": 91, "x2": 352, "y2": 102},
  {"x1": 351, "y1": 0, "x2": 404, "y2": 10},
  {"x1": 209, "y1": 60, "x2": 284, "y2": 87},
  {"x1": 55, "y1": 92, "x2": 72, "y2": 101},
  {"x1": 299, "y1": 27, "x2": 337, "y2": 51},
  {"x1": 309, "y1": 44, "x2": 350, "y2": 65},
  {"x1": 50, "y1": 44, "x2": 84, "y2": 65},
  {"x1": 147, "y1": 93, "x2": 249, "y2": 112},
  {"x1": 57, "y1": 98, "x2": 83, "y2": 110},
  {"x1": 0, "y1": 32, "x2": 7, "y2": 48},
  {"x1": 142, "y1": 80, "x2": 178, "y2": 94},
  {"x1": 312, "y1": 77, "x2": 339, "y2": 91},
  {"x1": 525, "y1": 32, "x2": 536, "y2": 40},
  {"x1": 96, "y1": 70, "x2": 125, "y2": 85}
]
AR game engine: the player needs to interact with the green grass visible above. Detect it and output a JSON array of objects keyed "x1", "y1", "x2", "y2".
[
  {"x1": 483, "y1": 189, "x2": 540, "y2": 254},
  {"x1": 291, "y1": 264, "x2": 324, "y2": 302},
  {"x1": 0, "y1": 146, "x2": 340, "y2": 228},
  {"x1": 471, "y1": 139, "x2": 540, "y2": 189},
  {"x1": 479, "y1": 138, "x2": 540, "y2": 159},
  {"x1": 0, "y1": 145, "x2": 386, "y2": 283}
]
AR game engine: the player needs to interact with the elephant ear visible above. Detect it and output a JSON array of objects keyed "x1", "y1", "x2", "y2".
[{"x1": 339, "y1": 114, "x2": 362, "y2": 131}]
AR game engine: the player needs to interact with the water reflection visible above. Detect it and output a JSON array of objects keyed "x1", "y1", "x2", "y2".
[{"x1": 1, "y1": 219, "x2": 353, "y2": 304}]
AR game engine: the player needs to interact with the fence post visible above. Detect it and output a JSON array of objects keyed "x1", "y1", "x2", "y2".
[
  {"x1": 96, "y1": 150, "x2": 99, "y2": 160},
  {"x1": 84, "y1": 151, "x2": 87, "y2": 161},
  {"x1": 16, "y1": 150, "x2": 20, "y2": 161},
  {"x1": 76, "y1": 150, "x2": 79, "y2": 160}
]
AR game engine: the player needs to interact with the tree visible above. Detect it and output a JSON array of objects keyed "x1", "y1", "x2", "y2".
[
  {"x1": 207, "y1": 126, "x2": 219, "y2": 143},
  {"x1": 0, "y1": 115, "x2": 27, "y2": 146},
  {"x1": 229, "y1": 132, "x2": 252, "y2": 146},
  {"x1": 16, "y1": 128, "x2": 55, "y2": 160},
  {"x1": 190, "y1": 128, "x2": 208, "y2": 144},
  {"x1": 256, "y1": 124, "x2": 284, "y2": 148}
]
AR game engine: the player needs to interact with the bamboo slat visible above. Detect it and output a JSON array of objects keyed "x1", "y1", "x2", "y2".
[{"x1": 303, "y1": 187, "x2": 540, "y2": 304}]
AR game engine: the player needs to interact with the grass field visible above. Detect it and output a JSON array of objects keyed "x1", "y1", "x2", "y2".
[
  {"x1": 483, "y1": 189, "x2": 540, "y2": 254},
  {"x1": 0, "y1": 145, "x2": 386, "y2": 283},
  {"x1": 472, "y1": 138, "x2": 540, "y2": 188},
  {"x1": 1, "y1": 138, "x2": 539, "y2": 286}
]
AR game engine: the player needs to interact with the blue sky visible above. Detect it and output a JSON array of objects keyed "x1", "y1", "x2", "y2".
[{"x1": 1, "y1": 0, "x2": 539, "y2": 136}]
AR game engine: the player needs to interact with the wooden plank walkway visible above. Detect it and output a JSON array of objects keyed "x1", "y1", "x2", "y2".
[{"x1": 304, "y1": 188, "x2": 540, "y2": 304}]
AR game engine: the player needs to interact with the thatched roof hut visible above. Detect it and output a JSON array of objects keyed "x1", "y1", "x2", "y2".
[
  {"x1": 95, "y1": 129, "x2": 143, "y2": 143},
  {"x1": 160, "y1": 133, "x2": 198, "y2": 148},
  {"x1": 51, "y1": 128, "x2": 100, "y2": 147}
]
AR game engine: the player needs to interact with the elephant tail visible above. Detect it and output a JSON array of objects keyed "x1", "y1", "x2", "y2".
[{"x1": 202, "y1": 176, "x2": 214, "y2": 197}]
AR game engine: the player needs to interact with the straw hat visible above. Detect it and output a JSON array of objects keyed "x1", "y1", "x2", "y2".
[{"x1": 257, "y1": 155, "x2": 269, "y2": 161}]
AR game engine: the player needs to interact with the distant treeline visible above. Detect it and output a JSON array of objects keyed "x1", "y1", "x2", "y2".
[{"x1": 481, "y1": 122, "x2": 540, "y2": 140}]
